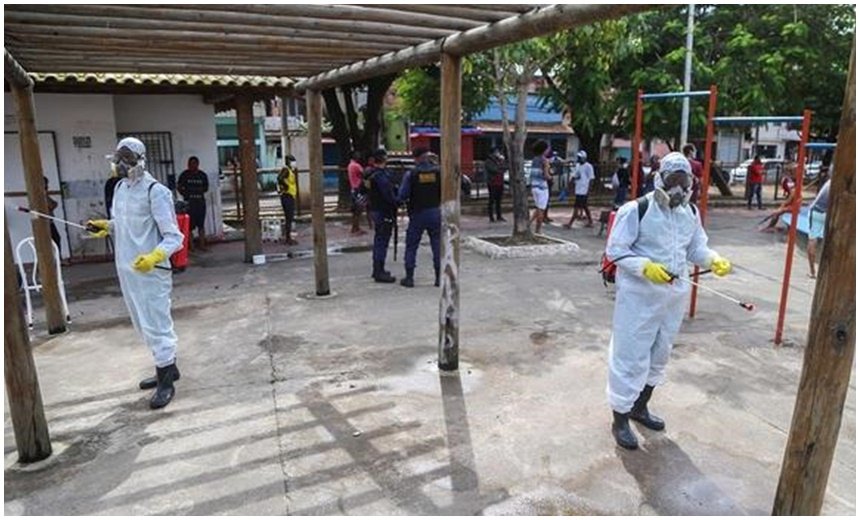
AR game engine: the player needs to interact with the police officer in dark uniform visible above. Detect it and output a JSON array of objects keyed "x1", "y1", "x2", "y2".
[
  {"x1": 367, "y1": 148, "x2": 398, "y2": 283},
  {"x1": 397, "y1": 147, "x2": 441, "y2": 288}
]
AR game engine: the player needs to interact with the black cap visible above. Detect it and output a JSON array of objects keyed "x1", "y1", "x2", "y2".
[
  {"x1": 371, "y1": 148, "x2": 388, "y2": 161},
  {"x1": 412, "y1": 147, "x2": 429, "y2": 158}
]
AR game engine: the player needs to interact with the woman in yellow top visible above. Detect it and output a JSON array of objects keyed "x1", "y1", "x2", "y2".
[{"x1": 277, "y1": 155, "x2": 298, "y2": 245}]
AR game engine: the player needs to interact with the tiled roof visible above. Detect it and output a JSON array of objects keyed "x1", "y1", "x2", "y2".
[{"x1": 29, "y1": 72, "x2": 293, "y2": 88}]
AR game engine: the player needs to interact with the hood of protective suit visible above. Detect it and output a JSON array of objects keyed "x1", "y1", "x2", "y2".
[
  {"x1": 114, "y1": 137, "x2": 148, "y2": 181},
  {"x1": 654, "y1": 152, "x2": 693, "y2": 209}
]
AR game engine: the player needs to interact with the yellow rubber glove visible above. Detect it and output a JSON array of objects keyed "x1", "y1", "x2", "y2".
[
  {"x1": 643, "y1": 261, "x2": 673, "y2": 284},
  {"x1": 86, "y1": 219, "x2": 110, "y2": 238},
  {"x1": 132, "y1": 248, "x2": 168, "y2": 273},
  {"x1": 710, "y1": 256, "x2": 732, "y2": 277}
]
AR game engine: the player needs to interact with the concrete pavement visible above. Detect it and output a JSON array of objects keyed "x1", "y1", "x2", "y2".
[{"x1": 4, "y1": 207, "x2": 855, "y2": 515}]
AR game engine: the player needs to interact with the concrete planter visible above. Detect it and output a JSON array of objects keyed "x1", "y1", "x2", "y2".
[{"x1": 464, "y1": 234, "x2": 580, "y2": 259}]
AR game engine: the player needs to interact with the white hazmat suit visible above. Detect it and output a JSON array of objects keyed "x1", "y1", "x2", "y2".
[
  {"x1": 605, "y1": 156, "x2": 718, "y2": 414},
  {"x1": 104, "y1": 138, "x2": 184, "y2": 368}
]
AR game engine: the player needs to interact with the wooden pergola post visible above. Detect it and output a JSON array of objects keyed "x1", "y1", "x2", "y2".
[
  {"x1": 306, "y1": 89, "x2": 330, "y2": 296},
  {"x1": 236, "y1": 94, "x2": 262, "y2": 263},
  {"x1": 8, "y1": 76, "x2": 67, "y2": 334},
  {"x1": 438, "y1": 52, "x2": 461, "y2": 371},
  {"x1": 4, "y1": 216, "x2": 52, "y2": 463},
  {"x1": 773, "y1": 45, "x2": 856, "y2": 515}
]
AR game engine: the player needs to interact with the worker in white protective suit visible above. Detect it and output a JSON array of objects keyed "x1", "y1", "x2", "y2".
[
  {"x1": 605, "y1": 151, "x2": 732, "y2": 450},
  {"x1": 87, "y1": 137, "x2": 185, "y2": 409}
]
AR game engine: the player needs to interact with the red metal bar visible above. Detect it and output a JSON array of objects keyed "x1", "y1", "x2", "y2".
[
  {"x1": 630, "y1": 89, "x2": 643, "y2": 201},
  {"x1": 689, "y1": 84, "x2": 718, "y2": 318},
  {"x1": 774, "y1": 109, "x2": 812, "y2": 344}
]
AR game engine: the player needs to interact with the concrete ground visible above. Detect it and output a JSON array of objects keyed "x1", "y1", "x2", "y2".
[{"x1": 5, "y1": 205, "x2": 855, "y2": 515}]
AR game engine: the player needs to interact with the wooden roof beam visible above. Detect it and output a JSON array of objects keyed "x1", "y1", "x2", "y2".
[
  {"x1": 7, "y1": 5, "x2": 456, "y2": 40},
  {"x1": 4, "y1": 48, "x2": 32, "y2": 88},
  {"x1": 159, "y1": 4, "x2": 483, "y2": 31},
  {"x1": 4, "y1": 24, "x2": 411, "y2": 50},
  {"x1": 366, "y1": 5, "x2": 527, "y2": 22},
  {"x1": 297, "y1": 4, "x2": 662, "y2": 92},
  {"x1": 7, "y1": 35, "x2": 395, "y2": 56},
  {"x1": 15, "y1": 44, "x2": 377, "y2": 61},
  {"x1": 6, "y1": 10, "x2": 417, "y2": 48}
]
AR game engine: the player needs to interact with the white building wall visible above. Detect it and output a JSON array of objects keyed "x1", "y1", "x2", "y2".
[
  {"x1": 113, "y1": 94, "x2": 222, "y2": 237},
  {"x1": 4, "y1": 93, "x2": 118, "y2": 258}
]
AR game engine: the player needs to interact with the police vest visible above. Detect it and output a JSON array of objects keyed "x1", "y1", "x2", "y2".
[{"x1": 409, "y1": 164, "x2": 441, "y2": 213}]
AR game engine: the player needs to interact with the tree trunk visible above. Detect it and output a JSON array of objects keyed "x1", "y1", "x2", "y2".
[
  {"x1": 322, "y1": 88, "x2": 354, "y2": 210},
  {"x1": 511, "y1": 75, "x2": 532, "y2": 238}
]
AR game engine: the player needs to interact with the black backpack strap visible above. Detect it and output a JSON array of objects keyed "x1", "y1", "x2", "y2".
[
  {"x1": 690, "y1": 203, "x2": 698, "y2": 216},
  {"x1": 636, "y1": 196, "x2": 649, "y2": 221}
]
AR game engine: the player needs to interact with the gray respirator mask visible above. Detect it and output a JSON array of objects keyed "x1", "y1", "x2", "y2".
[
  {"x1": 111, "y1": 148, "x2": 146, "y2": 180},
  {"x1": 655, "y1": 170, "x2": 692, "y2": 208}
]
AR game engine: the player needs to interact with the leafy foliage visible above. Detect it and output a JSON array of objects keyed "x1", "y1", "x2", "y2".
[
  {"x1": 539, "y1": 5, "x2": 854, "y2": 145},
  {"x1": 392, "y1": 55, "x2": 495, "y2": 124}
]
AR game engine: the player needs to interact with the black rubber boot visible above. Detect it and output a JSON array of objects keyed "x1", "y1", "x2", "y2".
[
  {"x1": 373, "y1": 261, "x2": 396, "y2": 283},
  {"x1": 400, "y1": 268, "x2": 414, "y2": 288},
  {"x1": 434, "y1": 267, "x2": 440, "y2": 287},
  {"x1": 629, "y1": 385, "x2": 665, "y2": 431},
  {"x1": 612, "y1": 411, "x2": 639, "y2": 450},
  {"x1": 139, "y1": 364, "x2": 180, "y2": 390},
  {"x1": 149, "y1": 363, "x2": 177, "y2": 409}
]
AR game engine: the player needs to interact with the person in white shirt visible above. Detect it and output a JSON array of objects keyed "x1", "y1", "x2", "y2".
[{"x1": 564, "y1": 150, "x2": 595, "y2": 228}]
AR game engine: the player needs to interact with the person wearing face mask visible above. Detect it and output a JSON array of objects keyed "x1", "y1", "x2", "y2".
[
  {"x1": 86, "y1": 137, "x2": 185, "y2": 410},
  {"x1": 604, "y1": 151, "x2": 732, "y2": 450},
  {"x1": 564, "y1": 150, "x2": 595, "y2": 228}
]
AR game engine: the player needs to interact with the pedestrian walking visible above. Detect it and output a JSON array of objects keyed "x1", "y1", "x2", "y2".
[
  {"x1": 528, "y1": 141, "x2": 552, "y2": 235},
  {"x1": 564, "y1": 150, "x2": 595, "y2": 228}
]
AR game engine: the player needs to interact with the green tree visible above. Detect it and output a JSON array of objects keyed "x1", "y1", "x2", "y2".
[
  {"x1": 392, "y1": 55, "x2": 495, "y2": 124},
  {"x1": 322, "y1": 74, "x2": 397, "y2": 208},
  {"x1": 538, "y1": 20, "x2": 634, "y2": 161},
  {"x1": 540, "y1": 5, "x2": 854, "y2": 152},
  {"x1": 614, "y1": 5, "x2": 855, "y2": 142}
]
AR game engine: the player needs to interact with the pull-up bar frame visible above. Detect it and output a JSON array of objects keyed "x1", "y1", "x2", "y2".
[
  {"x1": 691, "y1": 111, "x2": 814, "y2": 341},
  {"x1": 712, "y1": 116, "x2": 804, "y2": 125},
  {"x1": 627, "y1": 85, "x2": 719, "y2": 319},
  {"x1": 640, "y1": 90, "x2": 711, "y2": 100}
]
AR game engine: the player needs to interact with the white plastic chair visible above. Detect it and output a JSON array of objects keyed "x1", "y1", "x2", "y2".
[{"x1": 15, "y1": 237, "x2": 71, "y2": 329}]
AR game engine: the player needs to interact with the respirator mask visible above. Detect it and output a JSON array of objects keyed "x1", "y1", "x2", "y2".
[
  {"x1": 653, "y1": 152, "x2": 693, "y2": 209},
  {"x1": 111, "y1": 146, "x2": 146, "y2": 180}
]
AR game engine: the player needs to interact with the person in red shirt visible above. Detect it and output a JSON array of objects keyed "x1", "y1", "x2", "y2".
[
  {"x1": 747, "y1": 155, "x2": 765, "y2": 210},
  {"x1": 347, "y1": 150, "x2": 368, "y2": 235},
  {"x1": 683, "y1": 144, "x2": 703, "y2": 205}
]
